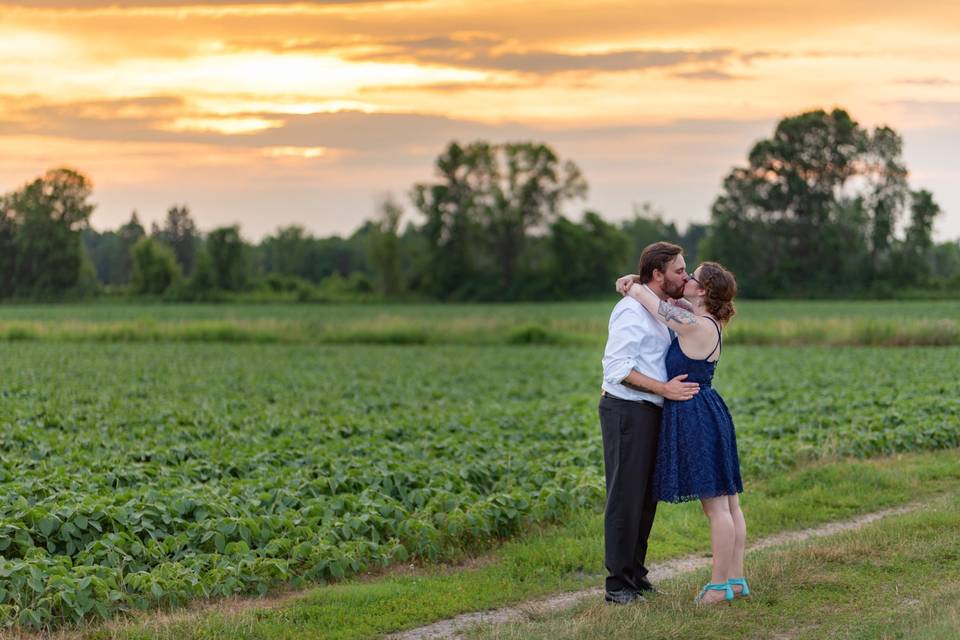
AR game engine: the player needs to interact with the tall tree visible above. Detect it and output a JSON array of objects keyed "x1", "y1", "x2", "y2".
[
  {"x1": 549, "y1": 211, "x2": 630, "y2": 297},
  {"x1": 860, "y1": 126, "x2": 909, "y2": 284},
  {"x1": 369, "y1": 196, "x2": 404, "y2": 297},
  {"x1": 412, "y1": 142, "x2": 489, "y2": 298},
  {"x1": 260, "y1": 225, "x2": 310, "y2": 278},
  {"x1": 130, "y1": 236, "x2": 181, "y2": 294},
  {"x1": 206, "y1": 225, "x2": 249, "y2": 291},
  {"x1": 152, "y1": 205, "x2": 198, "y2": 275},
  {"x1": 5, "y1": 168, "x2": 95, "y2": 298},
  {"x1": 0, "y1": 202, "x2": 16, "y2": 298},
  {"x1": 413, "y1": 141, "x2": 587, "y2": 299},
  {"x1": 892, "y1": 189, "x2": 941, "y2": 287},
  {"x1": 619, "y1": 202, "x2": 681, "y2": 268},
  {"x1": 929, "y1": 240, "x2": 960, "y2": 284},
  {"x1": 704, "y1": 109, "x2": 923, "y2": 296},
  {"x1": 119, "y1": 211, "x2": 146, "y2": 246},
  {"x1": 184, "y1": 248, "x2": 218, "y2": 298},
  {"x1": 83, "y1": 211, "x2": 147, "y2": 286},
  {"x1": 118, "y1": 211, "x2": 146, "y2": 284}
]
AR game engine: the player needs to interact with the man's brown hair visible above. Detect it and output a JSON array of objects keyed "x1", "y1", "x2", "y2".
[{"x1": 638, "y1": 241, "x2": 683, "y2": 284}]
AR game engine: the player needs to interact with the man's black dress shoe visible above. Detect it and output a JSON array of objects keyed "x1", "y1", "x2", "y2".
[
  {"x1": 637, "y1": 582, "x2": 664, "y2": 595},
  {"x1": 604, "y1": 588, "x2": 645, "y2": 604}
]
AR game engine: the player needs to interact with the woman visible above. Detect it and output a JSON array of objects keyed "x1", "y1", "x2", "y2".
[{"x1": 616, "y1": 261, "x2": 748, "y2": 605}]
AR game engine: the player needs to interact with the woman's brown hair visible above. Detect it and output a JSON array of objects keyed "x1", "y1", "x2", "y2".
[{"x1": 697, "y1": 262, "x2": 737, "y2": 325}]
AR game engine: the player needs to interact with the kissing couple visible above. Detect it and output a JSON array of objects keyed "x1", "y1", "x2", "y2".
[{"x1": 599, "y1": 241, "x2": 748, "y2": 606}]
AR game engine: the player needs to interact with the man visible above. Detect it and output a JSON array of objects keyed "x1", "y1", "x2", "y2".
[{"x1": 599, "y1": 241, "x2": 699, "y2": 604}]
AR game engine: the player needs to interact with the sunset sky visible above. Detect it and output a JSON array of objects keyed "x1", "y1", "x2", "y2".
[{"x1": 2, "y1": 0, "x2": 958, "y2": 241}]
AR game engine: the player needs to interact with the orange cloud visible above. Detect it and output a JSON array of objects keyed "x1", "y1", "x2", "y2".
[{"x1": 0, "y1": 0, "x2": 957, "y2": 240}]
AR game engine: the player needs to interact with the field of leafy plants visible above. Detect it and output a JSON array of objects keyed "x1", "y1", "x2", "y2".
[{"x1": 0, "y1": 340, "x2": 958, "y2": 630}]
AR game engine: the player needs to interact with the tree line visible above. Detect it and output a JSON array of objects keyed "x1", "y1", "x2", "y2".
[{"x1": 1, "y1": 108, "x2": 958, "y2": 302}]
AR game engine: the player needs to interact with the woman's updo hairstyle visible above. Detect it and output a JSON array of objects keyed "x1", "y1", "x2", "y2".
[{"x1": 697, "y1": 262, "x2": 737, "y2": 325}]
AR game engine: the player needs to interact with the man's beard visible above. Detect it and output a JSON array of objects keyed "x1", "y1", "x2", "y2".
[{"x1": 666, "y1": 281, "x2": 685, "y2": 299}]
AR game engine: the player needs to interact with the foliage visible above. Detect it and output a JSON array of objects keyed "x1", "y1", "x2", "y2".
[
  {"x1": 0, "y1": 340, "x2": 957, "y2": 629},
  {"x1": 549, "y1": 211, "x2": 630, "y2": 296},
  {"x1": 0, "y1": 204, "x2": 16, "y2": 298},
  {"x1": 130, "y1": 237, "x2": 182, "y2": 295},
  {"x1": 704, "y1": 108, "x2": 943, "y2": 297},
  {"x1": 7, "y1": 118, "x2": 960, "y2": 302},
  {"x1": 151, "y1": 205, "x2": 198, "y2": 276},
  {"x1": 83, "y1": 212, "x2": 146, "y2": 287},
  {"x1": 257, "y1": 225, "x2": 310, "y2": 280},
  {"x1": 0, "y1": 168, "x2": 95, "y2": 298},
  {"x1": 206, "y1": 226, "x2": 249, "y2": 292},
  {"x1": 368, "y1": 196, "x2": 404, "y2": 297},
  {"x1": 254, "y1": 225, "x2": 372, "y2": 287},
  {"x1": 412, "y1": 141, "x2": 588, "y2": 299}
]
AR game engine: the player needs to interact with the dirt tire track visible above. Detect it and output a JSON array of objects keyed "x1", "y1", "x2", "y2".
[{"x1": 386, "y1": 502, "x2": 923, "y2": 640}]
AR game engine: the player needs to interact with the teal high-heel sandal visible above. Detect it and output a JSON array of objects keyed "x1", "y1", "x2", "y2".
[
  {"x1": 694, "y1": 581, "x2": 734, "y2": 604},
  {"x1": 727, "y1": 577, "x2": 750, "y2": 597}
]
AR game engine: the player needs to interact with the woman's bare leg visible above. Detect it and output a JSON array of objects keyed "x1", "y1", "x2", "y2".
[
  {"x1": 727, "y1": 494, "x2": 747, "y2": 593},
  {"x1": 699, "y1": 496, "x2": 735, "y2": 603}
]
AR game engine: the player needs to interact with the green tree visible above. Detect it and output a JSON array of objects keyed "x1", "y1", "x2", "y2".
[
  {"x1": 82, "y1": 228, "x2": 121, "y2": 285},
  {"x1": 889, "y1": 189, "x2": 941, "y2": 287},
  {"x1": 260, "y1": 225, "x2": 310, "y2": 278},
  {"x1": 620, "y1": 203, "x2": 681, "y2": 267},
  {"x1": 412, "y1": 142, "x2": 487, "y2": 298},
  {"x1": 369, "y1": 196, "x2": 404, "y2": 296},
  {"x1": 119, "y1": 211, "x2": 146, "y2": 246},
  {"x1": 117, "y1": 212, "x2": 146, "y2": 283},
  {"x1": 4, "y1": 168, "x2": 95, "y2": 298},
  {"x1": 74, "y1": 244, "x2": 101, "y2": 298},
  {"x1": 704, "y1": 108, "x2": 922, "y2": 296},
  {"x1": 929, "y1": 240, "x2": 960, "y2": 288},
  {"x1": 152, "y1": 205, "x2": 198, "y2": 275},
  {"x1": 83, "y1": 211, "x2": 147, "y2": 286},
  {"x1": 413, "y1": 141, "x2": 587, "y2": 299},
  {"x1": 183, "y1": 248, "x2": 218, "y2": 299},
  {"x1": 550, "y1": 211, "x2": 630, "y2": 297},
  {"x1": 130, "y1": 236, "x2": 181, "y2": 295},
  {"x1": 0, "y1": 203, "x2": 15, "y2": 298},
  {"x1": 206, "y1": 225, "x2": 249, "y2": 291},
  {"x1": 680, "y1": 222, "x2": 709, "y2": 268}
]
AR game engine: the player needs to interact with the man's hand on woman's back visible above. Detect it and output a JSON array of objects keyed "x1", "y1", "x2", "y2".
[{"x1": 661, "y1": 374, "x2": 699, "y2": 401}]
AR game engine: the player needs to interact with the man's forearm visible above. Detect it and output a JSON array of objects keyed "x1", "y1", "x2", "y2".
[{"x1": 620, "y1": 370, "x2": 664, "y2": 396}]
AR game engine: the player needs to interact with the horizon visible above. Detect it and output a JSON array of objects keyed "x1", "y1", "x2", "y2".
[{"x1": 2, "y1": 0, "x2": 958, "y2": 242}]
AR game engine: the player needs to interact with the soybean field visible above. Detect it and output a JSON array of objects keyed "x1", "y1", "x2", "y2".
[{"x1": 0, "y1": 302, "x2": 958, "y2": 631}]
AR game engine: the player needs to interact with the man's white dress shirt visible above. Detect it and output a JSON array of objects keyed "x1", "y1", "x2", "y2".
[{"x1": 601, "y1": 296, "x2": 672, "y2": 406}]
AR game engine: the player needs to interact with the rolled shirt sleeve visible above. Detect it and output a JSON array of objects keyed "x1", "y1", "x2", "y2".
[
  {"x1": 602, "y1": 308, "x2": 645, "y2": 385},
  {"x1": 600, "y1": 297, "x2": 671, "y2": 405}
]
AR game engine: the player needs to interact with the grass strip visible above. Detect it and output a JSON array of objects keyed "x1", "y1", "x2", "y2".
[
  {"x1": 72, "y1": 448, "x2": 960, "y2": 640},
  {"x1": 469, "y1": 494, "x2": 960, "y2": 640},
  {"x1": 1, "y1": 316, "x2": 958, "y2": 347}
]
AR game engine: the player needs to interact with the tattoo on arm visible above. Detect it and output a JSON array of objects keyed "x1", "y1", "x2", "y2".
[{"x1": 658, "y1": 300, "x2": 698, "y2": 325}]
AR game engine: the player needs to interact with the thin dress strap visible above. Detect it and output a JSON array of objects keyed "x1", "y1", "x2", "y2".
[{"x1": 703, "y1": 315, "x2": 722, "y2": 361}]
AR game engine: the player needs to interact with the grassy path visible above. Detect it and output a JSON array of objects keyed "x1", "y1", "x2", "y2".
[
  {"x1": 21, "y1": 448, "x2": 956, "y2": 640},
  {"x1": 390, "y1": 502, "x2": 926, "y2": 640},
  {"x1": 471, "y1": 492, "x2": 960, "y2": 640}
]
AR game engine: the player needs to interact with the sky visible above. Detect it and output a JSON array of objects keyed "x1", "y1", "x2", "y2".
[{"x1": 1, "y1": 0, "x2": 958, "y2": 242}]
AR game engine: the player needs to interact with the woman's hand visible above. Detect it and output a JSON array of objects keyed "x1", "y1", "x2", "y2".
[{"x1": 615, "y1": 274, "x2": 641, "y2": 295}]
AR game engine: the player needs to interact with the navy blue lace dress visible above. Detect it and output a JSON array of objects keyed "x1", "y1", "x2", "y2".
[{"x1": 653, "y1": 318, "x2": 743, "y2": 504}]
